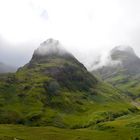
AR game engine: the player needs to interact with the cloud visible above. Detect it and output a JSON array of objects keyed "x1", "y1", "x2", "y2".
[
  {"x1": 90, "y1": 50, "x2": 122, "y2": 70},
  {"x1": 0, "y1": 0, "x2": 140, "y2": 68},
  {"x1": 34, "y1": 38, "x2": 69, "y2": 56}
]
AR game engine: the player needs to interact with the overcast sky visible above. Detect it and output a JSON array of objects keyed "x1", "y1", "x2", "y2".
[{"x1": 0, "y1": 0, "x2": 140, "y2": 68}]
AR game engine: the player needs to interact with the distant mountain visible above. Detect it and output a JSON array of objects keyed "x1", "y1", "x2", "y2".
[
  {"x1": 92, "y1": 46, "x2": 140, "y2": 100},
  {"x1": 111, "y1": 46, "x2": 140, "y2": 74},
  {"x1": 0, "y1": 62, "x2": 16, "y2": 73}
]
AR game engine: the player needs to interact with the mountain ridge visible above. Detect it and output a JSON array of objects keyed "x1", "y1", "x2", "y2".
[{"x1": 92, "y1": 45, "x2": 140, "y2": 101}]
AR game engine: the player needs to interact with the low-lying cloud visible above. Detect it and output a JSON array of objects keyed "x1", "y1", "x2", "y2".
[{"x1": 90, "y1": 49, "x2": 122, "y2": 71}]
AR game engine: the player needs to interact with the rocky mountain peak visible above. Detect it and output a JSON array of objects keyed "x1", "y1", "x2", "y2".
[
  {"x1": 33, "y1": 38, "x2": 70, "y2": 57},
  {"x1": 110, "y1": 46, "x2": 139, "y2": 64},
  {"x1": 111, "y1": 46, "x2": 136, "y2": 57},
  {"x1": 30, "y1": 38, "x2": 74, "y2": 64}
]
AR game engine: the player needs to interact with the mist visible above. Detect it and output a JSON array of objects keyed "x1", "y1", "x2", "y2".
[
  {"x1": 89, "y1": 50, "x2": 122, "y2": 70},
  {"x1": 34, "y1": 39, "x2": 70, "y2": 57},
  {"x1": 1, "y1": 0, "x2": 140, "y2": 69}
]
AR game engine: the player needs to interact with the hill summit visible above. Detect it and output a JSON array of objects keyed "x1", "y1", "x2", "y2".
[
  {"x1": 111, "y1": 46, "x2": 135, "y2": 55},
  {"x1": 110, "y1": 46, "x2": 140, "y2": 74},
  {"x1": 30, "y1": 38, "x2": 74, "y2": 65},
  {"x1": 34, "y1": 38, "x2": 69, "y2": 56}
]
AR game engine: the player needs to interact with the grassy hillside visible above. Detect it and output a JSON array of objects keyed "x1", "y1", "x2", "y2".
[
  {"x1": 0, "y1": 42, "x2": 139, "y2": 139},
  {"x1": 0, "y1": 71, "x2": 138, "y2": 129},
  {"x1": 0, "y1": 118, "x2": 140, "y2": 140},
  {"x1": 94, "y1": 68, "x2": 140, "y2": 105},
  {"x1": 0, "y1": 60, "x2": 137, "y2": 129}
]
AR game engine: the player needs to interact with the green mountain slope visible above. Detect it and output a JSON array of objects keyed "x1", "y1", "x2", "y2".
[
  {"x1": 0, "y1": 40, "x2": 136, "y2": 128},
  {"x1": 0, "y1": 40, "x2": 139, "y2": 140}
]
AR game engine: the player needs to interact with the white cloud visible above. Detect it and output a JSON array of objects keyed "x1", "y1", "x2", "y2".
[
  {"x1": 0, "y1": 0, "x2": 140, "y2": 67},
  {"x1": 89, "y1": 50, "x2": 122, "y2": 70}
]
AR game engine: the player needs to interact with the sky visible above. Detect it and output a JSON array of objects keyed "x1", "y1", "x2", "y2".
[{"x1": 0, "y1": 0, "x2": 140, "y2": 68}]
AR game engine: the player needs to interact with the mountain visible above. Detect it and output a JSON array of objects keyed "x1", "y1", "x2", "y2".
[
  {"x1": 92, "y1": 46, "x2": 140, "y2": 100},
  {"x1": 0, "y1": 39, "x2": 136, "y2": 129},
  {"x1": 0, "y1": 62, "x2": 16, "y2": 73},
  {"x1": 111, "y1": 46, "x2": 140, "y2": 74},
  {"x1": 22, "y1": 38, "x2": 97, "y2": 92},
  {"x1": 0, "y1": 40, "x2": 139, "y2": 139}
]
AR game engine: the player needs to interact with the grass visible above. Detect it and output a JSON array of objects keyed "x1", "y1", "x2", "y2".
[
  {"x1": 0, "y1": 73, "x2": 136, "y2": 128},
  {"x1": 0, "y1": 123, "x2": 139, "y2": 140}
]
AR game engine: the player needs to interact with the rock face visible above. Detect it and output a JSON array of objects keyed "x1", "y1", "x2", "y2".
[{"x1": 110, "y1": 46, "x2": 140, "y2": 74}]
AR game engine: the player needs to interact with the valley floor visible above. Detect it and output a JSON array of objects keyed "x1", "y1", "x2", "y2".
[{"x1": 0, "y1": 112, "x2": 140, "y2": 140}]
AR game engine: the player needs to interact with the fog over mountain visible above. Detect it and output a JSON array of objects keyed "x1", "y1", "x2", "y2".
[
  {"x1": 92, "y1": 46, "x2": 140, "y2": 79},
  {"x1": 1, "y1": 0, "x2": 140, "y2": 69},
  {"x1": 34, "y1": 38, "x2": 70, "y2": 56},
  {"x1": 90, "y1": 46, "x2": 137, "y2": 70}
]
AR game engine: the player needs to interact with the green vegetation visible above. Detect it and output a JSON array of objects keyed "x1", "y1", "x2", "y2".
[
  {"x1": 0, "y1": 48, "x2": 139, "y2": 139},
  {"x1": 0, "y1": 122, "x2": 139, "y2": 140}
]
